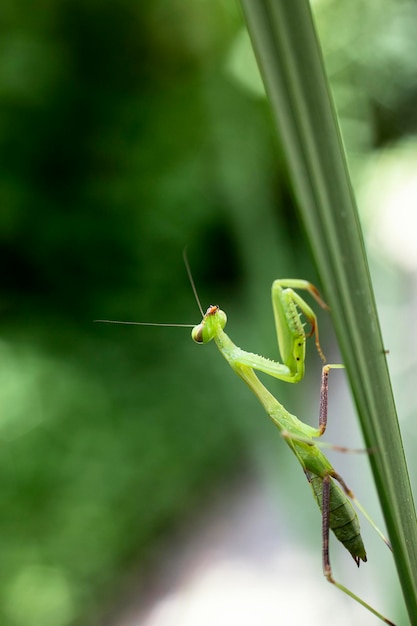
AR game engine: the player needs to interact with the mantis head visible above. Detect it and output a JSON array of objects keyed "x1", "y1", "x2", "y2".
[{"x1": 192, "y1": 305, "x2": 227, "y2": 344}]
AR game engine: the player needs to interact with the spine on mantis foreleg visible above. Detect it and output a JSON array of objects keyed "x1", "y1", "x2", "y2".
[{"x1": 308, "y1": 473, "x2": 367, "y2": 565}]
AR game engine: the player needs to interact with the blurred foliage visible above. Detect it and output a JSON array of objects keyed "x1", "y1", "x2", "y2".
[{"x1": 0, "y1": 0, "x2": 416, "y2": 624}]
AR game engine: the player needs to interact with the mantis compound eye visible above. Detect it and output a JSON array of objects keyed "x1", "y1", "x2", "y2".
[{"x1": 191, "y1": 323, "x2": 204, "y2": 343}]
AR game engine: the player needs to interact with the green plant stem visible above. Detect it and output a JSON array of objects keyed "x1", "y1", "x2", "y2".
[{"x1": 239, "y1": 0, "x2": 417, "y2": 622}]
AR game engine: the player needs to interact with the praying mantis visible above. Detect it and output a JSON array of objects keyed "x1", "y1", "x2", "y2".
[{"x1": 96, "y1": 260, "x2": 396, "y2": 625}]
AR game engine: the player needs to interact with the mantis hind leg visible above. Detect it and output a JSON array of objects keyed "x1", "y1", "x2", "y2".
[
  {"x1": 317, "y1": 367, "x2": 393, "y2": 551},
  {"x1": 321, "y1": 475, "x2": 396, "y2": 625}
]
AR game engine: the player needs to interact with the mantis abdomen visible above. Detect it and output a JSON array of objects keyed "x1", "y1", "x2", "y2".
[{"x1": 309, "y1": 472, "x2": 367, "y2": 565}]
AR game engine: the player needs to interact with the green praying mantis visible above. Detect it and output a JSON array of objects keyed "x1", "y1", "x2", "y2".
[{"x1": 96, "y1": 259, "x2": 396, "y2": 625}]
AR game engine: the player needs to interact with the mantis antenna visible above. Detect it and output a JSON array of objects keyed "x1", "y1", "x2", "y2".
[{"x1": 182, "y1": 247, "x2": 204, "y2": 316}]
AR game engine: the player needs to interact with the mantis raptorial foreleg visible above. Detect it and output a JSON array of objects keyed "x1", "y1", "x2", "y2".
[
  {"x1": 191, "y1": 279, "x2": 328, "y2": 386},
  {"x1": 271, "y1": 278, "x2": 328, "y2": 369},
  {"x1": 96, "y1": 267, "x2": 397, "y2": 625}
]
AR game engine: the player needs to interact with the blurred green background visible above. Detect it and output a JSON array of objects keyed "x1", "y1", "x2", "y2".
[{"x1": 1, "y1": 1, "x2": 416, "y2": 624}]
